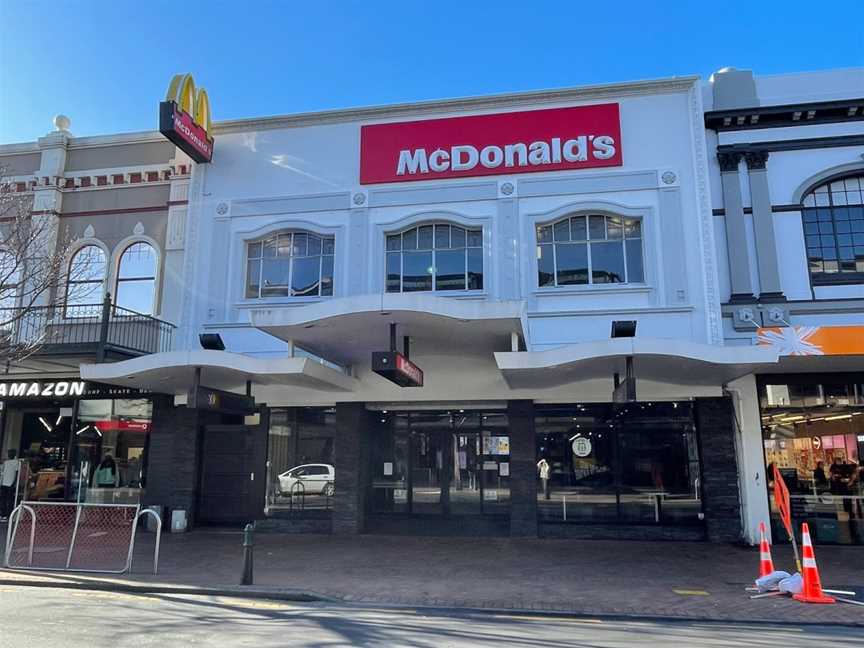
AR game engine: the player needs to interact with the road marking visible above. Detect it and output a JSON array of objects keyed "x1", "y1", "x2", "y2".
[
  {"x1": 493, "y1": 615, "x2": 603, "y2": 624},
  {"x1": 215, "y1": 597, "x2": 300, "y2": 610},
  {"x1": 673, "y1": 589, "x2": 710, "y2": 596}
]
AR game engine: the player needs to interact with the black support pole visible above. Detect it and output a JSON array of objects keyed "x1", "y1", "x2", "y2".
[
  {"x1": 389, "y1": 322, "x2": 397, "y2": 352},
  {"x1": 403, "y1": 336, "x2": 410, "y2": 361}
]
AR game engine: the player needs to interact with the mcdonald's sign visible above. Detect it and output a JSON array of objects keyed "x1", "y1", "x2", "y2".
[{"x1": 159, "y1": 73, "x2": 214, "y2": 163}]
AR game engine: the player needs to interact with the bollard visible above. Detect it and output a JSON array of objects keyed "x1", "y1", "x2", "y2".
[{"x1": 240, "y1": 523, "x2": 254, "y2": 585}]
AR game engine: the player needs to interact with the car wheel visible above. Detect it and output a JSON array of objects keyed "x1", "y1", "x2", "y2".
[{"x1": 323, "y1": 482, "x2": 334, "y2": 497}]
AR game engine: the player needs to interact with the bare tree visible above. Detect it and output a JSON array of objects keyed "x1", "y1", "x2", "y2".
[{"x1": 0, "y1": 167, "x2": 83, "y2": 366}]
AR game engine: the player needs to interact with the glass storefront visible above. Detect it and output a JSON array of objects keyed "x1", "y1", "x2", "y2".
[
  {"x1": 5, "y1": 396, "x2": 152, "y2": 505},
  {"x1": 759, "y1": 376, "x2": 864, "y2": 544},
  {"x1": 266, "y1": 407, "x2": 336, "y2": 514},
  {"x1": 369, "y1": 410, "x2": 510, "y2": 516},
  {"x1": 535, "y1": 402, "x2": 703, "y2": 527}
]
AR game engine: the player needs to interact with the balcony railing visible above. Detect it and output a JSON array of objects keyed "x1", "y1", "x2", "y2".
[{"x1": 0, "y1": 294, "x2": 175, "y2": 360}]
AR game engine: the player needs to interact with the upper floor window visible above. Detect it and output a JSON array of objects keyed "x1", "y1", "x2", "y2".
[
  {"x1": 803, "y1": 175, "x2": 864, "y2": 284},
  {"x1": 116, "y1": 242, "x2": 157, "y2": 314},
  {"x1": 537, "y1": 214, "x2": 644, "y2": 287},
  {"x1": 0, "y1": 251, "x2": 18, "y2": 312},
  {"x1": 65, "y1": 245, "x2": 106, "y2": 314},
  {"x1": 246, "y1": 231, "x2": 334, "y2": 299},
  {"x1": 386, "y1": 223, "x2": 482, "y2": 293}
]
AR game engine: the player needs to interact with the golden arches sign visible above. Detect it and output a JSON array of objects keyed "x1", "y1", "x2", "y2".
[
  {"x1": 159, "y1": 73, "x2": 214, "y2": 163},
  {"x1": 165, "y1": 73, "x2": 212, "y2": 137}
]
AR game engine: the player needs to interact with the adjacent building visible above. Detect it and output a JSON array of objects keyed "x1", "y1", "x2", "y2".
[
  {"x1": 706, "y1": 67, "x2": 864, "y2": 545},
  {"x1": 0, "y1": 119, "x2": 189, "y2": 506}
]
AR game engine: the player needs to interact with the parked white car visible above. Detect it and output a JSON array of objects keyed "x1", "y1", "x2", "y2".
[{"x1": 278, "y1": 464, "x2": 335, "y2": 497}]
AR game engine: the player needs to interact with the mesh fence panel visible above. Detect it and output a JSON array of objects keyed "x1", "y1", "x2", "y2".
[
  {"x1": 6, "y1": 502, "x2": 139, "y2": 572},
  {"x1": 68, "y1": 505, "x2": 138, "y2": 571}
]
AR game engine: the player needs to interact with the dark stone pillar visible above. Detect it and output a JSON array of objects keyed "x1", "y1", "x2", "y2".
[
  {"x1": 333, "y1": 402, "x2": 369, "y2": 535},
  {"x1": 507, "y1": 400, "x2": 537, "y2": 538},
  {"x1": 695, "y1": 396, "x2": 743, "y2": 543},
  {"x1": 144, "y1": 396, "x2": 203, "y2": 527}
]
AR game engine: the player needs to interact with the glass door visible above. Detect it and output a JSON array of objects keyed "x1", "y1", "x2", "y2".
[
  {"x1": 449, "y1": 431, "x2": 481, "y2": 515},
  {"x1": 410, "y1": 429, "x2": 444, "y2": 514},
  {"x1": 369, "y1": 409, "x2": 509, "y2": 516}
]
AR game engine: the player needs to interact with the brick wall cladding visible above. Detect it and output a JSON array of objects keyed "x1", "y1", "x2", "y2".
[
  {"x1": 332, "y1": 402, "x2": 369, "y2": 535},
  {"x1": 695, "y1": 396, "x2": 744, "y2": 543},
  {"x1": 144, "y1": 397, "x2": 206, "y2": 527},
  {"x1": 508, "y1": 400, "x2": 538, "y2": 538}
]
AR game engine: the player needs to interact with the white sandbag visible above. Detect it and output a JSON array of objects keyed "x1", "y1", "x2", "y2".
[
  {"x1": 755, "y1": 570, "x2": 791, "y2": 592},
  {"x1": 778, "y1": 573, "x2": 803, "y2": 595}
]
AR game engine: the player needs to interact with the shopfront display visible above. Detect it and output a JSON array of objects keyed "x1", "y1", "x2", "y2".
[
  {"x1": 0, "y1": 381, "x2": 153, "y2": 506},
  {"x1": 535, "y1": 402, "x2": 703, "y2": 528},
  {"x1": 266, "y1": 407, "x2": 336, "y2": 514},
  {"x1": 759, "y1": 375, "x2": 864, "y2": 545}
]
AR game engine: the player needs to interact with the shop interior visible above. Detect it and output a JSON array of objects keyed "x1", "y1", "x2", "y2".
[
  {"x1": 760, "y1": 377, "x2": 864, "y2": 544},
  {"x1": 2, "y1": 397, "x2": 152, "y2": 505}
]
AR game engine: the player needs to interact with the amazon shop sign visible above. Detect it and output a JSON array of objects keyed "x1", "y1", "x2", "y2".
[{"x1": 0, "y1": 380, "x2": 86, "y2": 399}]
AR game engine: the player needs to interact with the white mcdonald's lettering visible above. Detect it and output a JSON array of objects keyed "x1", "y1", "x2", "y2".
[
  {"x1": 395, "y1": 136, "x2": 617, "y2": 176},
  {"x1": 173, "y1": 113, "x2": 212, "y2": 155}
]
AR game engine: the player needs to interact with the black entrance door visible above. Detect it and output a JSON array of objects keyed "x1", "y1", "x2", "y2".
[{"x1": 198, "y1": 423, "x2": 267, "y2": 524}]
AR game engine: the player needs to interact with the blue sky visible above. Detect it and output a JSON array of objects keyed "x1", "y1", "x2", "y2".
[{"x1": 1, "y1": 0, "x2": 862, "y2": 143}]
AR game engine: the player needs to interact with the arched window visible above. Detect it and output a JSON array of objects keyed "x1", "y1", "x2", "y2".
[
  {"x1": 802, "y1": 174, "x2": 864, "y2": 284},
  {"x1": 0, "y1": 251, "x2": 19, "y2": 312},
  {"x1": 116, "y1": 242, "x2": 157, "y2": 314},
  {"x1": 245, "y1": 231, "x2": 334, "y2": 298},
  {"x1": 537, "y1": 214, "x2": 643, "y2": 287},
  {"x1": 385, "y1": 223, "x2": 483, "y2": 293},
  {"x1": 65, "y1": 245, "x2": 107, "y2": 314}
]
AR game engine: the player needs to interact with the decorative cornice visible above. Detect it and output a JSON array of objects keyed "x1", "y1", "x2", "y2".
[
  {"x1": 214, "y1": 76, "x2": 700, "y2": 135},
  {"x1": 717, "y1": 134, "x2": 864, "y2": 155},
  {"x1": 744, "y1": 150, "x2": 769, "y2": 170},
  {"x1": 705, "y1": 97, "x2": 864, "y2": 132},
  {"x1": 717, "y1": 151, "x2": 743, "y2": 173}
]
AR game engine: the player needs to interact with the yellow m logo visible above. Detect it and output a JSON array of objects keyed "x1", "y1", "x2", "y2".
[{"x1": 165, "y1": 73, "x2": 212, "y2": 137}]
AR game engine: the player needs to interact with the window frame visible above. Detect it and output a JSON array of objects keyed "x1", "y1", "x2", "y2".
[
  {"x1": 243, "y1": 229, "x2": 335, "y2": 300},
  {"x1": 384, "y1": 222, "x2": 484, "y2": 294},
  {"x1": 114, "y1": 241, "x2": 158, "y2": 315},
  {"x1": 64, "y1": 244, "x2": 108, "y2": 318},
  {"x1": 801, "y1": 174, "x2": 864, "y2": 286},
  {"x1": 0, "y1": 250, "x2": 20, "y2": 314},
  {"x1": 535, "y1": 213, "x2": 645, "y2": 289}
]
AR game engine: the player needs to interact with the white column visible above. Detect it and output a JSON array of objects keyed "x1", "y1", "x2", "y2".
[{"x1": 726, "y1": 373, "x2": 771, "y2": 544}]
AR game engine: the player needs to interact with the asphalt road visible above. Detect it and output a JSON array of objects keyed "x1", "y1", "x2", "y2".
[{"x1": 0, "y1": 585, "x2": 860, "y2": 647}]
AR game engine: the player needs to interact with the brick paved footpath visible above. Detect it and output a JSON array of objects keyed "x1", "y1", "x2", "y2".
[{"x1": 2, "y1": 526, "x2": 862, "y2": 625}]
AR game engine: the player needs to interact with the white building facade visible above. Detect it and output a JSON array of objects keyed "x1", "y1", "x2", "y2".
[{"x1": 83, "y1": 74, "x2": 798, "y2": 543}]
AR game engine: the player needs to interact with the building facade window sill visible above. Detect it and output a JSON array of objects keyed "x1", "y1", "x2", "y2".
[
  {"x1": 235, "y1": 296, "x2": 328, "y2": 309},
  {"x1": 532, "y1": 284, "x2": 652, "y2": 297}
]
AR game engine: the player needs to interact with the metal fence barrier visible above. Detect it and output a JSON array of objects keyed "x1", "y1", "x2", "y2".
[{"x1": 4, "y1": 501, "x2": 162, "y2": 574}]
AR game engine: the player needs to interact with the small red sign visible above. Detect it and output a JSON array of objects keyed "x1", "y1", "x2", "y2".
[
  {"x1": 93, "y1": 419, "x2": 151, "y2": 433},
  {"x1": 395, "y1": 354, "x2": 424, "y2": 386},
  {"x1": 159, "y1": 101, "x2": 214, "y2": 163},
  {"x1": 360, "y1": 103, "x2": 622, "y2": 185}
]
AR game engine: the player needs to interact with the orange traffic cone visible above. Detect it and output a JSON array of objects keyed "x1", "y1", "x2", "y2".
[
  {"x1": 793, "y1": 523, "x2": 835, "y2": 604},
  {"x1": 757, "y1": 521, "x2": 775, "y2": 578}
]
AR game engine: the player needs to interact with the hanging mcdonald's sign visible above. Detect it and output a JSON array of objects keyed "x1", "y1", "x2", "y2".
[{"x1": 159, "y1": 73, "x2": 214, "y2": 163}]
